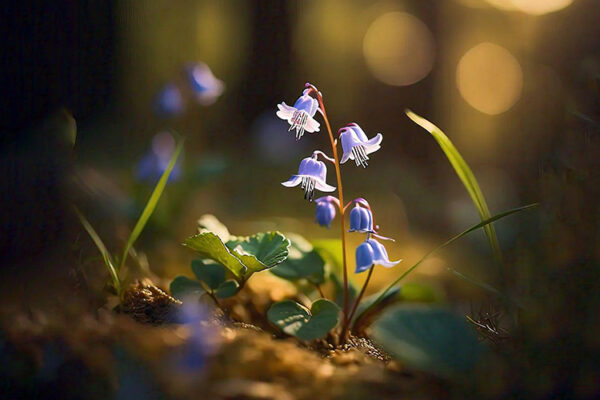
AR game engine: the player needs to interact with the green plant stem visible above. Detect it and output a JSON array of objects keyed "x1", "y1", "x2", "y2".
[
  {"x1": 347, "y1": 265, "x2": 374, "y2": 325},
  {"x1": 356, "y1": 204, "x2": 538, "y2": 324},
  {"x1": 309, "y1": 86, "x2": 350, "y2": 342}
]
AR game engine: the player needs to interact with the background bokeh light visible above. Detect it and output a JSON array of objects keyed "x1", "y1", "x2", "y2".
[
  {"x1": 456, "y1": 42, "x2": 523, "y2": 115},
  {"x1": 362, "y1": 11, "x2": 435, "y2": 86},
  {"x1": 485, "y1": 0, "x2": 574, "y2": 14}
]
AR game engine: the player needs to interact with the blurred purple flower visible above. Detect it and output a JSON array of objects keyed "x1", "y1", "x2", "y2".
[
  {"x1": 282, "y1": 152, "x2": 335, "y2": 201},
  {"x1": 339, "y1": 123, "x2": 382, "y2": 168},
  {"x1": 276, "y1": 88, "x2": 321, "y2": 140},
  {"x1": 136, "y1": 132, "x2": 181, "y2": 184},
  {"x1": 174, "y1": 298, "x2": 220, "y2": 371},
  {"x1": 315, "y1": 196, "x2": 338, "y2": 228},
  {"x1": 355, "y1": 238, "x2": 401, "y2": 273},
  {"x1": 184, "y1": 62, "x2": 224, "y2": 106},
  {"x1": 155, "y1": 83, "x2": 185, "y2": 118}
]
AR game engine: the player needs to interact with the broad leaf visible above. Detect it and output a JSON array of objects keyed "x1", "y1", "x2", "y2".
[
  {"x1": 270, "y1": 234, "x2": 325, "y2": 284},
  {"x1": 191, "y1": 260, "x2": 226, "y2": 290},
  {"x1": 267, "y1": 299, "x2": 340, "y2": 341},
  {"x1": 406, "y1": 110, "x2": 501, "y2": 262},
  {"x1": 215, "y1": 280, "x2": 240, "y2": 298},
  {"x1": 372, "y1": 305, "x2": 484, "y2": 379},
  {"x1": 170, "y1": 276, "x2": 205, "y2": 300},
  {"x1": 226, "y1": 231, "x2": 290, "y2": 278},
  {"x1": 183, "y1": 232, "x2": 247, "y2": 280}
]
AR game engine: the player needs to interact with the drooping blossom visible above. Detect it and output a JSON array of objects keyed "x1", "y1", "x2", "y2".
[
  {"x1": 349, "y1": 203, "x2": 374, "y2": 233},
  {"x1": 184, "y1": 62, "x2": 225, "y2": 106},
  {"x1": 276, "y1": 89, "x2": 321, "y2": 140},
  {"x1": 314, "y1": 196, "x2": 339, "y2": 228},
  {"x1": 355, "y1": 238, "x2": 401, "y2": 273},
  {"x1": 281, "y1": 151, "x2": 335, "y2": 201},
  {"x1": 339, "y1": 123, "x2": 383, "y2": 168}
]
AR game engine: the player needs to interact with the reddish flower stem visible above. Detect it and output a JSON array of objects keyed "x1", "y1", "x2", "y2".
[{"x1": 305, "y1": 83, "x2": 351, "y2": 342}]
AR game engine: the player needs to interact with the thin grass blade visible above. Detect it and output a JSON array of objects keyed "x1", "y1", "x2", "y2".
[
  {"x1": 74, "y1": 207, "x2": 121, "y2": 294},
  {"x1": 406, "y1": 110, "x2": 502, "y2": 263},
  {"x1": 119, "y1": 137, "x2": 184, "y2": 271}
]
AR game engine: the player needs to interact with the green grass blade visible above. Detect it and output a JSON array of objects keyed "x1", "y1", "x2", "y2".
[
  {"x1": 74, "y1": 207, "x2": 121, "y2": 295},
  {"x1": 118, "y1": 137, "x2": 184, "y2": 272},
  {"x1": 353, "y1": 203, "x2": 537, "y2": 327},
  {"x1": 446, "y1": 267, "x2": 524, "y2": 309},
  {"x1": 406, "y1": 110, "x2": 502, "y2": 263}
]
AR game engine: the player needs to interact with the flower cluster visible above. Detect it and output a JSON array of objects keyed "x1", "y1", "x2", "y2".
[{"x1": 277, "y1": 84, "x2": 400, "y2": 275}]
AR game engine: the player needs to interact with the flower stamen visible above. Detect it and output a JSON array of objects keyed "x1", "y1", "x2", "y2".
[
  {"x1": 351, "y1": 145, "x2": 369, "y2": 168},
  {"x1": 289, "y1": 110, "x2": 309, "y2": 140}
]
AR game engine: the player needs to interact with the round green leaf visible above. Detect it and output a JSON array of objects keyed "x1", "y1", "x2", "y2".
[
  {"x1": 267, "y1": 300, "x2": 309, "y2": 336},
  {"x1": 170, "y1": 276, "x2": 205, "y2": 300},
  {"x1": 267, "y1": 299, "x2": 340, "y2": 341},
  {"x1": 191, "y1": 260, "x2": 227, "y2": 290},
  {"x1": 215, "y1": 280, "x2": 239, "y2": 298},
  {"x1": 371, "y1": 304, "x2": 484, "y2": 379},
  {"x1": 296, "y1": 299, "x2": 340, "y2": 341}
]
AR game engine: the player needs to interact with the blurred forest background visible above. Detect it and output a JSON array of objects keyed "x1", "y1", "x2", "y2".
[{"x1": 1, "y1": 0, "x2": 599, "y2": 396}]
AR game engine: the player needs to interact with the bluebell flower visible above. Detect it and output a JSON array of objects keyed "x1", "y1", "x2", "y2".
[
  {"x1": 277, "y1": 89, "x2": 321, "y2": 140},
  {"x1": 184, "y1": 62, "x2": 224, "y2": 106},
  {"x1": 315, "y1": 196, "x2": 338, "y2": 228},
  {"x1": 155, "y1": 83, "x2": 185, "y2": 117},
  {"x1": 349, "y1": 203, "x2": 374, "y2": 233},
  {"x1": 282, "y1": 152, "x2": 335, "y2": 201},
  {"x1": 339, "y1": 123, "x2": 383, "y2": 168},
  {"x1": 136, "y1": 132, "x2": 181, "y2": 183},
  {"x1": 355, "y1": 238, "x2": 401, "y2": 273}
]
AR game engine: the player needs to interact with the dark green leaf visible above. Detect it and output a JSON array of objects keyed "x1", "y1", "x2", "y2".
[
  {"x1": 191, "y1": 260, "x2": 227, "y2": 290},
  {"x1": 297, "y1": 299, "x2": 340, "y2": 341},
  {"x1": 215, "y1": 280, "x2": 239, "y2": 298},
  {"x1": 183, "y1": 232, "x2": 247, "y2": 280},
  {"x1": 170, "y1": 276, "x2": 205, "y2": 300},
  {"x1": 267, "y1": 299, "x2": 340, "y2": 341},
  {"x1": 372, "y1": 305, "x2": 484, "y2": 379}
]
